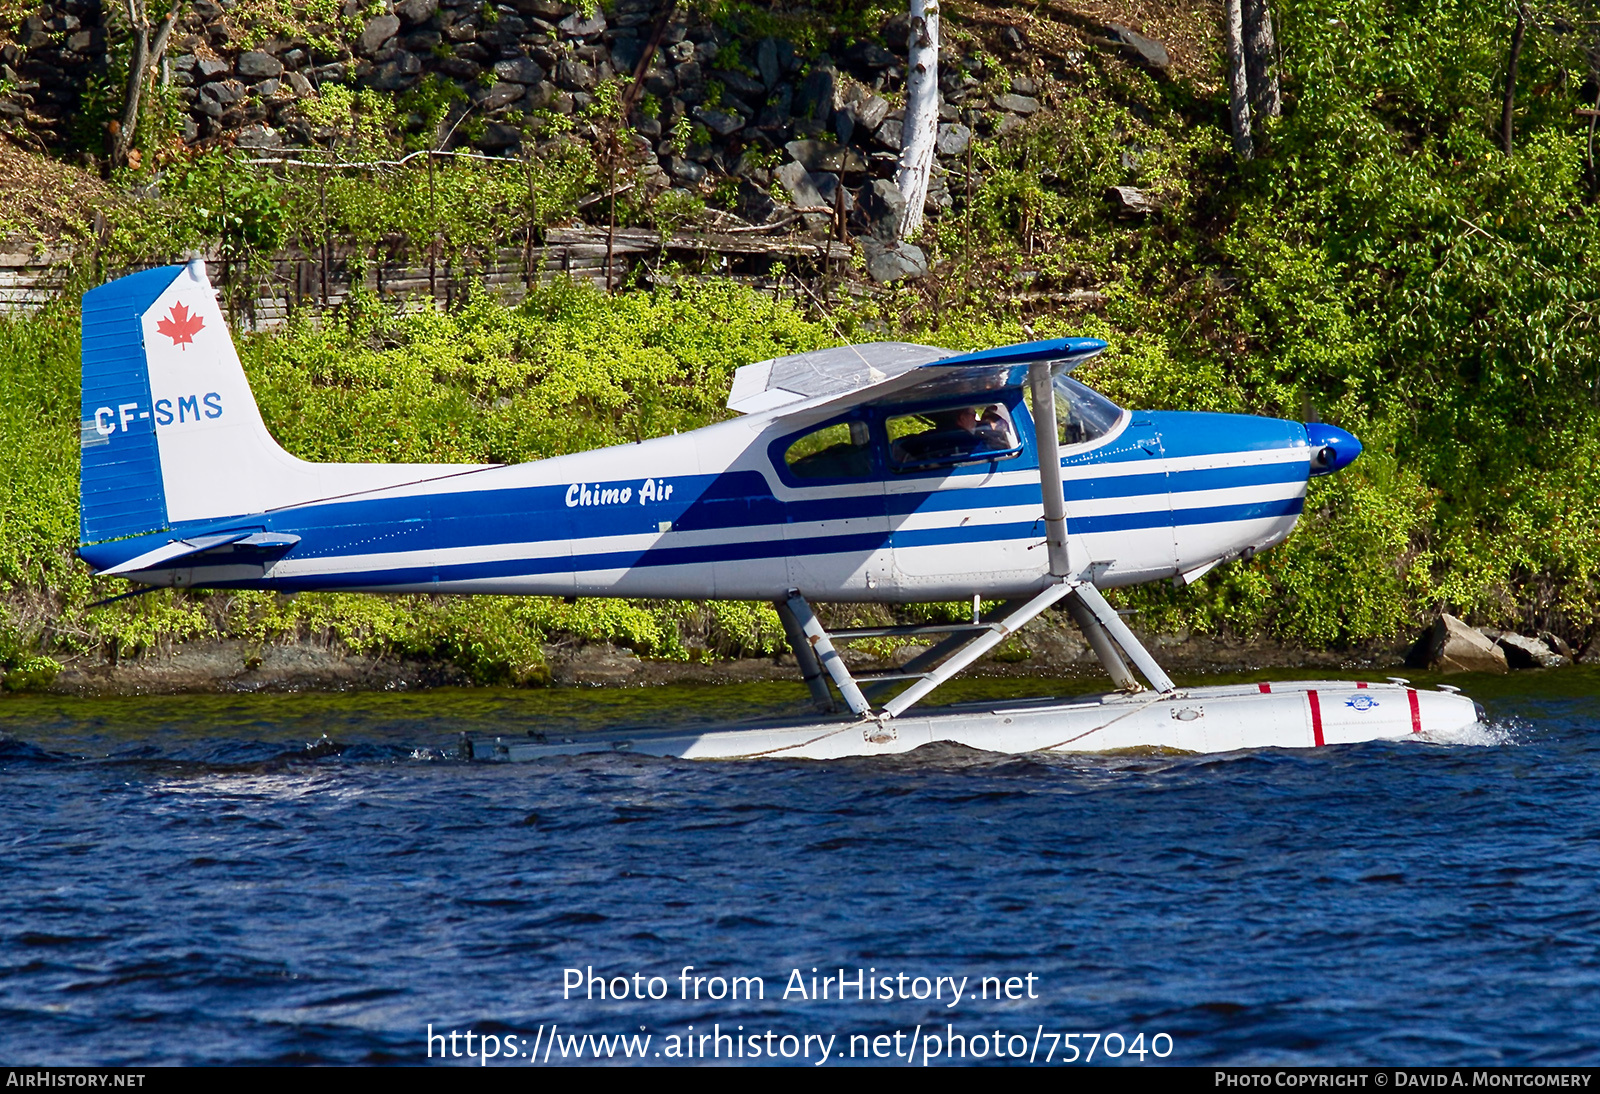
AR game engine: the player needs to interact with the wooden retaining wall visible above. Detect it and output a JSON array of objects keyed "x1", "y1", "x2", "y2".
[{"x1": 0, "y1": 228, "x2": 855, "y2": 327}]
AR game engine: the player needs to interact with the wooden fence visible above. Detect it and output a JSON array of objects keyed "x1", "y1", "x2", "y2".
[{"x1": 0, "y1": 228, "x2": 855, "y2": 328}]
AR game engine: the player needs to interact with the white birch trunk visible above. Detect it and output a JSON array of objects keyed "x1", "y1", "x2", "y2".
[
  {"x1": 1224, "y1": 0, "x2": 1254, "y2": 160},
  {"x1": 895, "y1": 0, "x2": 940, "y2": 239}
]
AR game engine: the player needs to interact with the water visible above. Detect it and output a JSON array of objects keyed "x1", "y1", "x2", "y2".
[{"x1": 1, "y1": 671, "x2": 1597, "y2": 1066}]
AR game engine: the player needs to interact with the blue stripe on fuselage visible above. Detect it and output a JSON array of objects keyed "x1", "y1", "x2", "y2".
[{"x1": 79, "y1": 411, "x2": 1310, "y2": 585}]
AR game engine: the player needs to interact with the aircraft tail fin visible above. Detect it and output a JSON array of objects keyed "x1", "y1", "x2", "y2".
[
  {"x1": 80, "y1": 260, "x2": 481, "y2": 552},
  {"x1": 79, "y1": 259, "x2": 304, "y2": 544}
]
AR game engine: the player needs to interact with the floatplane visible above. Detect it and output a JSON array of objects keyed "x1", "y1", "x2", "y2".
[{"x1": 77, "y1": 260, "x2": 1484, "y2": 760}]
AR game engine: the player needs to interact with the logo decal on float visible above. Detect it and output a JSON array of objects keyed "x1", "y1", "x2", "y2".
[{"x1": 1345, "y1": 695, "x2": 1380, "y2": 711}]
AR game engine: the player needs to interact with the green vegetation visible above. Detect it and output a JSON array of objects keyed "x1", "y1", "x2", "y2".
[{"x1": 4, "y1": 0, "x2": 1600, "y2": 688}]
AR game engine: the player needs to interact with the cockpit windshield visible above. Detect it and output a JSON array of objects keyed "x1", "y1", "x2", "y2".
[{"x1": 1030, "y1": 374, "x2": 1124, "y2": 447}]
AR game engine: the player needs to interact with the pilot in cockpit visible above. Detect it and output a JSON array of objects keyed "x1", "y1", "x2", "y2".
[{"x1": 893, "y1": 404, "x2": 1016, "y2": 466}]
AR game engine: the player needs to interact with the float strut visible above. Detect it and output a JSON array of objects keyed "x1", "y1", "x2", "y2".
[
  {"x1": 1067, "y1": 583, "x2": 1176, "y2": 693},
  {"x1": 775, "y1": 597, "x2": 834, "y2": 711},
  {"x1": 783, "y1": 591, "x2": 871, "y2": 717}
]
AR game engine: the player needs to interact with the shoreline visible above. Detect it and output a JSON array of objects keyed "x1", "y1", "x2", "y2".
[{"x1": 30, "y1": 630, "x2": 1420, "y2": 698}]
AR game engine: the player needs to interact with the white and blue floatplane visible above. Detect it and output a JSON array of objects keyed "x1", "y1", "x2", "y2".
[{"x1": 77, "y1": 260, "x2": 1485, "y2": 759}]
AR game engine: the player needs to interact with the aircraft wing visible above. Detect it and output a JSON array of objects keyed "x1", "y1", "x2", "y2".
[{"x1": 728, "y1": 337, "x2": 1109, "y2": 418}]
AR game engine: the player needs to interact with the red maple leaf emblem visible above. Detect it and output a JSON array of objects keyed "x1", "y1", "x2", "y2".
[{"x1": 156, "y1": 301, "x2": 204, "y2": 349}]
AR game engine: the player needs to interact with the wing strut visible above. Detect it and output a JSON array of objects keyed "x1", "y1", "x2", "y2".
[{"x1": 1026, "y1": 360, "x2": 1073, "y2": 577}]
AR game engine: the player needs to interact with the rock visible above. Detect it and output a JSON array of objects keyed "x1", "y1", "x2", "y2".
[
  {"x1": 518, "y1": 0, "x2": 567, "y2": 16},
  {"x1": 555, "y1": 57, "x2": 595, "y2": 89},
  {"x1": 642, "y1": 69, "x2": 675, "y2": 97},
  {"x1": 783, "y1": 138, "x2": 865, "y2": 173},
  {"x1": 861, "y1": 237, "x2": 928, "y2": 283},
  {"x1": 756, "y1": 36, "x2": 779, "y2": 89},
  {"x1": 237, "y1": 50, "x2": 283, "y2": 79},
  {"x1": 610, "y1": 38, "x2": 647, "y2": 73},
  {"x1": 673, "y1": 59, "x2": 701, "y2": 87},
  {"x1": 1106, "y1": 23, "x2": 1170, "y2": 69},
  {"x1": 284, "y1": 69, "x2": 313, "y2": 96},
  {"x1": 359, "y1": 13, "x2": 401, "y2": 55},
  {"x1": 775, "y1": 160, "x2": 831, "y2": 231},
  {"x1": 1010, "y1": 74, "x2": 1037, "y2": 96},
  {"x1": 936, "y1": 122, "x2": 970, "y2": 156},
  {"x1": 1496, "y1": 633, "x2": 1566, "y2": 669},
  {"x1": 494, "y1": 57, "x2": 545, "y2": 83},
  {"x1": 873, "y1": 118, "x2": 903, "y2": 150},
  {"x1": 999, "y1": 25, "x2": 1026, "y2": 52},
  {"x1": 993, "y1": 112, "x2": 1025, "y2": 138},
  {"x1": 370, "y1": 51, "x2": 421, "y2": 89},
  {"x1": 1107, "y1": 185, "x2": 1160, "y2": 214},
  {"x1": 1540, "y1": 631, "x2": 1574, "y2": 660},
  {"x1": 234, "y1": 123, "x2": 281, "y2": 148},
  {"x1": 810, "y1": 171, "x2": 853, "y2": 212},
  {"x1": 850, "y1": 41, "x2": 895, "y2": 69},
  {"x1": 665, "y1": 155, "x2": 706, "y2": 184},
  {"x1": 552, "y1": 643, "x2": 641, "y2": 686},
  {"x1": 557, "y1": 9, "x2": 605, "y2": 37},
  {"x1": 798, "y1": 63, "x2": 834, "y2": 124},
  {"x1": 438, "y1": 56, "x2": 481, "y2": 79},
  {"x1": 395, "y1": 0, "x2": 438, "y2": 23},
  {"x1": 855, "y1": 93, "x2": 889, "y2": 133},
  {"x1": 525, "y1": 80, "x2": 558, "y2": 108},
  {"x1": 714, "y1": 69, "x2": 765, "y2": 98},
  {"x1": 693, "y1": 105, "x2": 744, "y2": 136},
  {"x1": 474, "y1": 81, "x2": 524, "y2": 110},
  {"x1": 1425, "y1": 614, "x2": 1509, "y2": 674},
  {"x1": 994, "y1": 93, "x2": 1040, "y2": 115},
  {"x1": 196, "y1": 54, "x2": 232, "y2": 79},
  {"x1": 860, "y1": 177, "x2": 906, "y2": 243},
  {"x1": 477, "y1": 120, "x2": 522, "y2": 149}
]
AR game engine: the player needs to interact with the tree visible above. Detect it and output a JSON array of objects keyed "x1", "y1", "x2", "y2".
[
  {"x1": 111, "y1": 0, "x2": 184, "y2": 168},
  {"x1": 1243, "y1": 0, "x2": 1280, "y2": 120},
  {"x1": 1225, "y1": 0, "x2": 1280, "y2": 159},
  {"x1": 895, "y1": 0, "x2": 939, "y2": 238},
  {"x1": 1502, "y1": 2, "x2": 1528, "y2": 155},
  {"x1": 1224, "y1": 0, "x2": 1254, "y2": 159}
]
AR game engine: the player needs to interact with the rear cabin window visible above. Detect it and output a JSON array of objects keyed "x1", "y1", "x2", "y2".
[
  {"x1": 784, "y1": 420, "x2": 874, "y2": 479},
  {"x1": 886, "y1": 402, "x2": 1021, "y2": 472},
  {"x1": 1026, "y1": 375, "x2": 1125, "y2": 447}
]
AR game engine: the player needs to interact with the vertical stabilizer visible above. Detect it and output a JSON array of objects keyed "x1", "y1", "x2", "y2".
[
  {"x1": 79, "y1": 265, "x2": 183, "y2": 543},
  {"x1": 79, "y1": 259, "x2": 488, "y2": 549}
]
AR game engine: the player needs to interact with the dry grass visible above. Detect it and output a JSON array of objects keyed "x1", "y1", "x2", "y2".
[
  {"x1": 0, "y1": 136, "x2": 115, "y2": 246},
  {"x1": 949, "y1": 0, "x2": 1225, "y2": 93}
]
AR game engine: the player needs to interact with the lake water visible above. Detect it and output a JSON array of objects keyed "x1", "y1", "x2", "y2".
[{"x1": 1, "y1": 670, "x2": 1596, "y2": 1066}]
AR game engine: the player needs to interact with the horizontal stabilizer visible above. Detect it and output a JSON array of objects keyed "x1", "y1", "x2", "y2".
[{"x1": 98, "y1": 532, "x2": 301, "y2": 577}]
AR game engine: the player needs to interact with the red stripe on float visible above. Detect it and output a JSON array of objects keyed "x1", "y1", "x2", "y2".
[
  {"x1": 1408, "y1": 689, "x2": 1422, "y2": 734},
  {"x1": 1258, "y1": 682, "x2": 1271, "y2": 693},
  {"x1": 1308, "y1": 690, "x2": 1324, "y2": 747},
  {"x1": 1356, "y1": 681, "x2": 1368, "y2": 688}
]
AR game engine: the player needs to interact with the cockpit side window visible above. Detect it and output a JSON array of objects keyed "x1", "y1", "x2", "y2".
[
  {"x1": 783, "y1": 419, "x2": 874, "y2": 480},
  {"x1": 1026, "y1": 375, "x2": 1125, "y2": 447},
  {"x1": 886, "y1": 402, "x2": 1022, "y2": 472}
]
